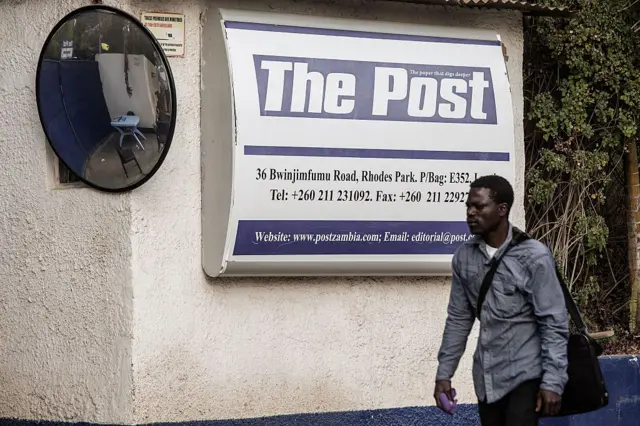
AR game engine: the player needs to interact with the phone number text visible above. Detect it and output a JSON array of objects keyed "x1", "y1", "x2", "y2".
[{"x1": 270, "y1": 189, "x2": 469, "y2": 203}]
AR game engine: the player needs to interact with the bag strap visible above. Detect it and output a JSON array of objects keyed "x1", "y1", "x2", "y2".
[
  {"x1": 474, "y1": 228, "x2": 589, "y2": 334},
  {"x1": 475, "y1": 227, "x2": 528, "y2": 319},
  {"x1": 554, "y1": 266, "x2": 588, "y2": 334}
]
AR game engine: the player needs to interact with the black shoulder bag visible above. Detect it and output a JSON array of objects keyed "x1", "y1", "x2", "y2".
[{"x1": 476, "y1": 227, "x2": 609, "y2": 417}]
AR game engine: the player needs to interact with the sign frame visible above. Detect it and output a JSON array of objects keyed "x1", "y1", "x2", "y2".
[{"x1": 200, "y1": 9, "x2": 516, "y2": 277}]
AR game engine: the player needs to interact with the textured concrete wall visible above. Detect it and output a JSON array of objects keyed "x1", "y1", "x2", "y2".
[
  {"x1": 2, "y1": 2, "x2": 637, "y2": 426},
  {"x1": 0, "y1": 0, "x2": 524, "y2": 424},
  {"x1": 132, "y1": 0, "x2": 524, "y2": 423},
  {"x1": 0, "y1": 0, "x2": 133, "y2": 423}
]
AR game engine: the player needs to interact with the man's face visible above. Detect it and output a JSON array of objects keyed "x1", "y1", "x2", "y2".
[{"x1": 465, "y1": 187, "x2": 506, "y2": 235}]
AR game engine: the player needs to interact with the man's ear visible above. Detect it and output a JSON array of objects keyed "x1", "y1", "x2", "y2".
[{"x1": 498, "y1": 203, "x2": 508, "y2": 217}]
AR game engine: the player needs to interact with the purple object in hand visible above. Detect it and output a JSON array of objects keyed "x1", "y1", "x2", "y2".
[{"x1": 439, "y1": 389, "x2": 457, "y2": 414}]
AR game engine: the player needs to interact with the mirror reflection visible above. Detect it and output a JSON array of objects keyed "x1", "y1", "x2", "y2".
[{"x1": 37, "y1": 7, "x2": 175, "y2": 191}]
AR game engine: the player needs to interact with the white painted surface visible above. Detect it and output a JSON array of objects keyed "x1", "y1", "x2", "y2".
[
  {"x1": 0, "y1": 0, "x2": 133, "y2": 423},
  {"x1": 96, "y1": 53, "x2": 160, "y2": 128},
  {"x1": 0, "y1": 0, "x2": 524, "y2": 423},
  {"x1": 135, "y1": 0, "x2": 524, "y2": 423}
]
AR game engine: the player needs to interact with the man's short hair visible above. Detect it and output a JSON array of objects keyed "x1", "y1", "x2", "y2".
[{"x1": 470, "y1": 175, "x2": 514, "y2": 213}]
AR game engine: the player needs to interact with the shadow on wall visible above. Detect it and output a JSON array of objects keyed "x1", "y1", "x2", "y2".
[{"x1": 0, "y1": 356, "x2": 638, "y2": 426}]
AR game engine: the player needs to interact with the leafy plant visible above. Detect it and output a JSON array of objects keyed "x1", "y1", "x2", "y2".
[{"x1": 525, "y1": 0, "x2": 640, "y2": 343}]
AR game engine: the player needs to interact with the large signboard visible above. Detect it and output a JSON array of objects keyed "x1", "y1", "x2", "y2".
[{"x1": 201, "y1": 10, "x2": 515, "y2": 276}]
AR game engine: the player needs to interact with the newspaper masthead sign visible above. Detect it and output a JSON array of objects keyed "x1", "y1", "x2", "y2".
[{"x1": 201, "y1": 9, "x2": 516, "y2": 277}]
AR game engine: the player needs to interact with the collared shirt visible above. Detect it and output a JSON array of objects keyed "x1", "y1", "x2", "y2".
[{"x1": 435, "y1": 224, "x2": 569, "y2": 403}]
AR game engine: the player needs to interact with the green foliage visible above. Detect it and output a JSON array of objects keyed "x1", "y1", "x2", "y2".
[{"x1": 525, "y1": 0, "x2": 640, "y2": 329}]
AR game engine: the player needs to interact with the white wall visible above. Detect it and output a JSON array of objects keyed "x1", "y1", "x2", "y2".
[
  {"x1": 130, "y1": 0, "x2": 524, "y2": 423},
  {"x1": 96, "y1": 53, "x2": 160, "y2": 128},
  {"x1": 0, "y1": 0, "x2": 524, "y2": 423},
  {"x1": 0, "y1": 0, "x2": 133, "y2": 423}
]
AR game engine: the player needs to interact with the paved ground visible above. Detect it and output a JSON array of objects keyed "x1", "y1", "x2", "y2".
[{"x1": 84, "y1": 131, "x2": 164, "y2": 189}]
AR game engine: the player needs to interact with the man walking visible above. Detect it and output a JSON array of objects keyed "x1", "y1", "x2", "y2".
[{"x1": 434, "y1": 175, "x2": 569, "y2": 425}]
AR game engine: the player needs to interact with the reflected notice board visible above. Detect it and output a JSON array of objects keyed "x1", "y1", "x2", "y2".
[{"x1": 201, "y1": 9, "x2": 515, "y2": 277}]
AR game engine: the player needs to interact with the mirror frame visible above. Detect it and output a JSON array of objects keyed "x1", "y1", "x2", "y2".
[{"x1": 35, "y1": 4, "x2": 178, "y2": 193}]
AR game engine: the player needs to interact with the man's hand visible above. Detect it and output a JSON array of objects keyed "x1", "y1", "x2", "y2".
[
  {"x1": 536, "y1": 389, "x2": 562, "y2": 416},
  {"x1": 434, "y1": 380, "x2": 455, "y2": 412}
]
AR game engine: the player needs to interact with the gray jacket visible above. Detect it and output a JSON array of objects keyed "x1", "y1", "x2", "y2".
[{"x1": 436, "y1": 224, "x2": 569, "y2": 403}]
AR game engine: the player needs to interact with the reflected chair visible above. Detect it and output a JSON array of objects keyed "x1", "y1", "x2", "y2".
[{"x1": 116, "y1": 145, "x2": 143, "y2": 178}]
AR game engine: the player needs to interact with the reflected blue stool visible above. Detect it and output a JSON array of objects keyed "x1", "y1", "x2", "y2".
[{"x1": 110, "y1": 115, "x2": 146, "y2": 150}]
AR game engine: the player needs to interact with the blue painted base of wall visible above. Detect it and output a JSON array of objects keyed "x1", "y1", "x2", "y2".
[{"x1": 1, "y1": 356, "x2": 638, "y2": 426}]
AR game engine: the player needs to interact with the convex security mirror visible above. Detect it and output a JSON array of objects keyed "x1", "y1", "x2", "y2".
[{"x1": 36, "y1": 5, "x2": 176, "y2": 192}]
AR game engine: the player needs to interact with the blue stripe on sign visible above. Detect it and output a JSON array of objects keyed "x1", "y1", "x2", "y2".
[
  {"x1": 224, "y1": 21, "x2": 502, "y2": 47},
  {"x1": 244, "y1": 145, "x2": 510, "y2": 162},
  {"x1": 233, "y1": 220, "x2": 471, "y2": 255}
]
